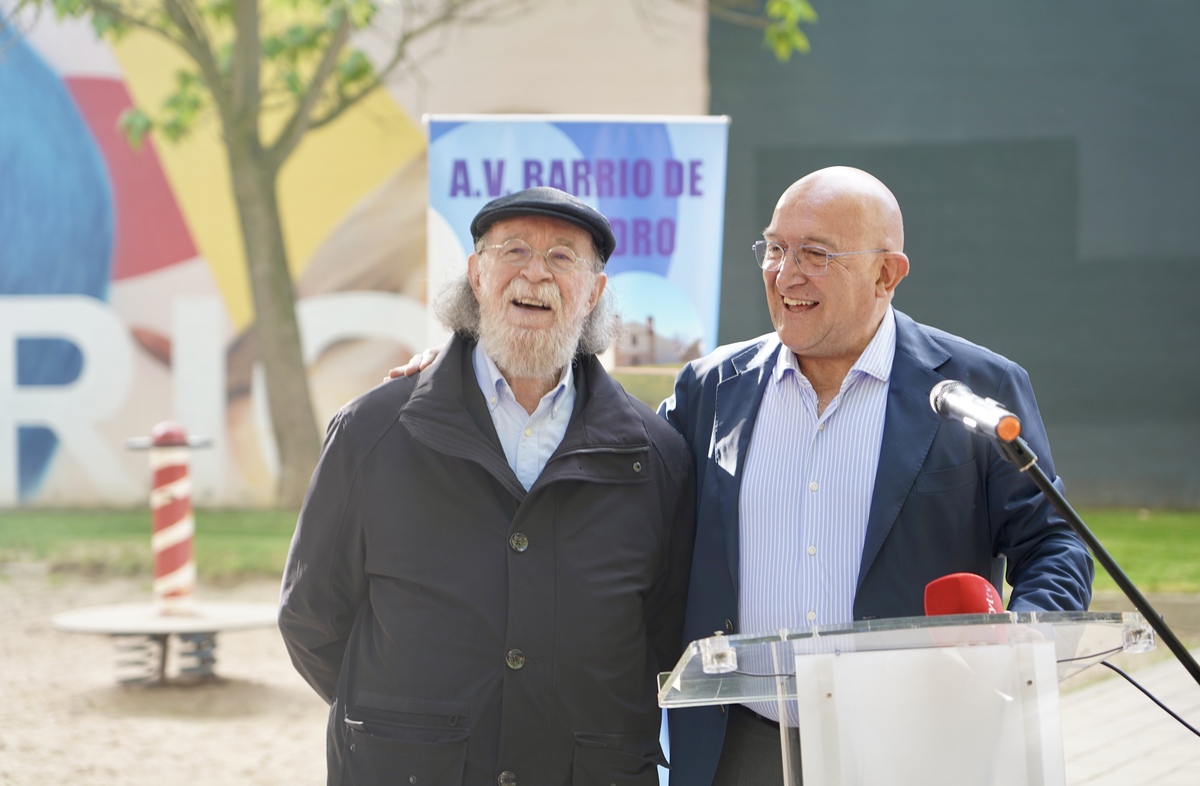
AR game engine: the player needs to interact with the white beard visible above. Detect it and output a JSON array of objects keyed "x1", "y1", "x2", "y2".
[{"x1": 477, "y1": 279, "x2": 590, "y2": 381}]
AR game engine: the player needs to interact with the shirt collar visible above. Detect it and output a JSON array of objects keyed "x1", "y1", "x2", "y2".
[
  {"x1": 472, "y1": 341, "x2": 574, "y2": 413},
  {"x1": 773, "y1": 305, "x2": 898, "y2": 385},
  {"x1": 854, "y1": 305, "x2": 897, "y2": 383}
]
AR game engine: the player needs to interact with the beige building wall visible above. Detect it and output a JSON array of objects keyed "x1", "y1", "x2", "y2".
[{"x1": 366, "y1": 0, "x2": 710, "y2": 116}]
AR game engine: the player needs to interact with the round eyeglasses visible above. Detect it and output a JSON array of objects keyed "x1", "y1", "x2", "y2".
[
  {"x1": 752, "y1": 240, "x2": 887, "y2": 277},
  {"x1": 482, "y1": 238, "x2": 592, "y2": 273}
]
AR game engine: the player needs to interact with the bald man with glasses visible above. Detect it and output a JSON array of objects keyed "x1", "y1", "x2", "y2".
[{"x1": 664, "y1": 166, "x2": 1092, "y2": 785}]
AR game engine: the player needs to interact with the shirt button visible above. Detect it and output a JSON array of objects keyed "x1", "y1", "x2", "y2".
[
  {"x1": 807, "y1": 545, "x2": 816, "y2": 556},
  {"x1": 498, "y1": 772, "x2": 517, "y2": 786},
  {"x1": 509, "y1": 533, "x2": 529, "y2": 552},
  {"x1": 505, "y1": 649, "x2": 525, "y2": 669},
  {"x1": 818, "y1": 422, "x2": 826, "y2": 431},
  {"x1": 807, "y1": 611, "x2": 817, "y2": 622},
  {"x1": 524, "y1": 428, "x2": 532, "y2": 437},
  {"x1": 809, "y1": 481, "x2": 818, "y2": 492}
]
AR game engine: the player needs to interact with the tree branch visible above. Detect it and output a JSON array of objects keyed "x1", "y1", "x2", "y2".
[
  {"x1": 305, "y1": 0, "x2": 495, "y2": 133},
  {"x1": 228, "y1": 0, "x2": 262, "y2": 141},
  {"x1": 266, "y1": 10, "x2": 352, "y2": 168},
  {"x1": 59, "y1": 0, "x2": 191, "y2": 48},
  {"x1": 161, "y1": 0, "x2": 228, "y2": 116},
  {"x1": 705, "y1": 2, "x2": 771, "y2": 30}
]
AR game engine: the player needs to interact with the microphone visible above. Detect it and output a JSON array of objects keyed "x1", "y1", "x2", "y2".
[
  {"x1": 924, "y1": 573, "x2": 1004, "y2": 616},
  {"x1": 929, "y1": 380, "x2": 1021, "y2": 443}
]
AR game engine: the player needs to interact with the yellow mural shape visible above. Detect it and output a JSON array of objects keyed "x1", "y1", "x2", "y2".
[{"x1": 109, "y1": 31, "x2": 426, "y2": 331}]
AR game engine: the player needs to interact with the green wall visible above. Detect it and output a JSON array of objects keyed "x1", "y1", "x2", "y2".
[{"x1": 709, "y1": 1, "x2": 1200, "y2": 505}]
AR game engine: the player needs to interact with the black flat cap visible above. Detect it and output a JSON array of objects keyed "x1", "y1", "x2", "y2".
[{"x1": 470, "y1": 187, "x2": 616, "y2": 265}]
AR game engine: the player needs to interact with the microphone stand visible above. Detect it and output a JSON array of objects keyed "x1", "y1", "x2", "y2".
[{"x1": 996, "y1": 436, "x2": 1200, "y2": 687}]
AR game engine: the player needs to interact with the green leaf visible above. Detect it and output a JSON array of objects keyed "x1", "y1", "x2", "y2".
[
  {"x1": 50, "y1": 0, "x2": 90, "y2": 19},
  {"x1": 262, "y1": 34, "x2": 283, "y2": 59},
  {"x1": 337, "y1": 49, "x2": 373, "y2": 84},
  {"x1": 283, "y1": 70, "x2": 303, "y2": 96},
  {"x1": 160, "y1": 118, "x2": 189, "y2": 141},
  {"x1": 762, "y1": 0, "x2": 818, "y2": 61},
  {"x1": 89, "y1": 10, "x2": 129, "y2": 40},
  {"x1": 767, "y1": 0, "x2": 819, "y2": 25},
  {"x1": 344, "y1": 0, "x2": 376, "y2": 28},
  {"x1": 283, "y1": 23, "x2": 316, "y2": 51},
  {"x1": 117, "y1": 107, "x2": 153, "y2": 149},
  {"x1": 204, "y1": 0, "x2": 235, "y2": 23}
]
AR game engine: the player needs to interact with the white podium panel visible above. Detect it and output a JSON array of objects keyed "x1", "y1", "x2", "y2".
[{"x1": 792, "y1": 641, "x2": 1062, "y2": 785}]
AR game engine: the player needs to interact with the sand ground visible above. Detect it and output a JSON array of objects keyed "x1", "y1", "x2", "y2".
[{"x1": 0, "y1": 568, "x2": 328, "y2": 785}]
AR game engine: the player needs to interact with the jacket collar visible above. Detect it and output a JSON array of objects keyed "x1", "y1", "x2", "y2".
[
  {"x1": 401, "y1": 334, "x2": 651, "y2": 487},
  {"x1": 856, "y1": 310, "x2": 951, "y2": 592}
]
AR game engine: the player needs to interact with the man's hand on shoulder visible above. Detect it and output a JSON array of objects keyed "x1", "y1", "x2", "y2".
[{"x1": 384, "y1": 346, "x2": 441, "y2": 382}]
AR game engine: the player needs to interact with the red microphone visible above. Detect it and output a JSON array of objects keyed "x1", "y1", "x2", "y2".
[{"x1": 924, "y1": 573, "x2": 1004, "y2": 616}]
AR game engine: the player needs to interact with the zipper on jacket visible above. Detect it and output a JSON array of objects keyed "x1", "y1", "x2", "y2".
[{"x1": 554, "y1": 444, "x2": 649, "y2": 460}]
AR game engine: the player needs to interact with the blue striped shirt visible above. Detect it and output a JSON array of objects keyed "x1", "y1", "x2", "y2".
[
  {"x1": 472, "y1": 343, "x2": 574, "y2": 490},
  {"x1": 739, "y1": 308, "x2": 896, "y2": 721}
]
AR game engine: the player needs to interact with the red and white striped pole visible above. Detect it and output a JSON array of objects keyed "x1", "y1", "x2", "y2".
[
  {"x1": 128, "y1": 421, "x2": 211, "y2": 616},
  {"x1": 149, "y1": 422, "x2": 195, "y2": 614}
]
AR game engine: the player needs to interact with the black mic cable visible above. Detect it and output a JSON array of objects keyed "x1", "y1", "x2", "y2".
[{"x1": 1100, "y1": 660, "x2": 1200, "y2": 738}]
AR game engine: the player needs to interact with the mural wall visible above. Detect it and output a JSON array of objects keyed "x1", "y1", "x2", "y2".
[{"x1": 0, "y1": 1, "x2": 709, "y2": 507}]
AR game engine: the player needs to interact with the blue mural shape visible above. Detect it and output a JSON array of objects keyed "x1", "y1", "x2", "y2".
[{"x1": 0, "y1": 31, "x2": 116, "y2": 498}]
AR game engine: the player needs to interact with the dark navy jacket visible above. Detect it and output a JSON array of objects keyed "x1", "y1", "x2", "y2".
[
  {"x1": 660, "y1": 310, "x2": 1093, "y2": 786},
  {"x1": 280, "y1": 335, "x2": 696, "y2": 786}
]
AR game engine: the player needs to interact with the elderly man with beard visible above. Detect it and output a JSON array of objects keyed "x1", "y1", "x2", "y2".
[{"x1": 279, "y1": 187, "x2": 696, "y2": 786}]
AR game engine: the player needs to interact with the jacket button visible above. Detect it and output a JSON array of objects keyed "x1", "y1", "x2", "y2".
[
  {"x1": 505, "y1": 648, "x2": 525, "y2": 669},
  {"x1": 632, "y1": 461, "x2": 642, "y2": 473},
  {"x1": 725, "y1": 619, "x2": 734, "y2": 632},
  {"x1": 509, "y1": 532, "x2": 529, "y2": 552},
  {"x1": 498, "y1": 771, "x2": 517, "y2": 786}
]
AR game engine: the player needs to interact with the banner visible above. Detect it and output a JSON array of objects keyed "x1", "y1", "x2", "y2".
[{"x1": 426, "y1": 115, "x2": 729, "y2": 363}]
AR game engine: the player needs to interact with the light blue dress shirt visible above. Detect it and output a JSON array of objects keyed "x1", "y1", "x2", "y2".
[
  {"x1": 472, "y1": 343, "x2": 575, "y2": 491},
  {"x1": 739, "y1": 307, "x2": 896, "y2": 722}
]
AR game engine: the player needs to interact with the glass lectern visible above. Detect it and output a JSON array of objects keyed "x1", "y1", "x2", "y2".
[{"x1": 659, "y1": 612, "x2": 1154, "y2": 786}]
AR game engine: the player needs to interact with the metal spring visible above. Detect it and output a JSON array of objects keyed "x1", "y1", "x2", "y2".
[
  {"x1": 114, "y1": 634, "x2": 167, "y2": 685},
  {"x1": 177, "y1": 632, "x2": 218, "y2": 680}
]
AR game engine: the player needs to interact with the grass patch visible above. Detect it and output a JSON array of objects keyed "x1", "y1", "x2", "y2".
[
  {"x1": 2, "y1": 507, "x2": 1198, "y2": 593},
  {"x1": 1077, "y1": 508, "x2": 1200, "y2": 594},
  {"x1": 0, "y1": 508, "x2": 298, "y2": 582},
  {"x1": 611, "y1": 366, "x2": 680, "y2": 409}
]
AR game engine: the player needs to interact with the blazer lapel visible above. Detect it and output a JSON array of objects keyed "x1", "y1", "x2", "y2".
[
  {"x1": 713, "y1": 338, "x2": 779, "y2": 586},
  {"x1": 857, "y1": 312, "x2": 949, "y2": 590}
]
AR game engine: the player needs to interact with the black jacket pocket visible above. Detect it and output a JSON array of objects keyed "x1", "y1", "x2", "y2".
[
  {"x1": 341, "y1": 694, "x2": 471, "y2": 785},
  {"x1": 344, "y1": 723, "x2": 468, "y2": 785}
]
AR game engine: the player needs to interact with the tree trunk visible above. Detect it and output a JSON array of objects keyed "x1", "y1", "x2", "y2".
[{"x1": 227, "y1": 140, "x2": 321, "y2": 509}]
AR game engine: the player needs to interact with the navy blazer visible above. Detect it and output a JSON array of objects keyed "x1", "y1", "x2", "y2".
[{"x1": 660, "y1": 309, "x2": 1093, "y2": 786}]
